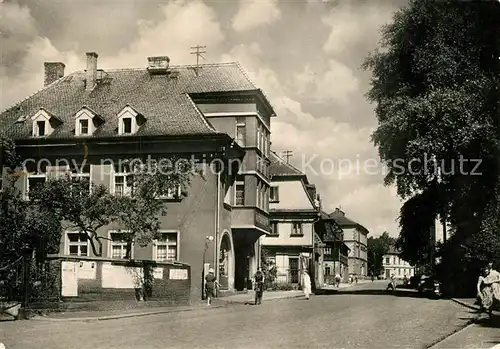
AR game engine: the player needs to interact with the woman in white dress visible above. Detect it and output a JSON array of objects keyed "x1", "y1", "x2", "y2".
[
  {"x1": 477, "y1": 262, "x2": 500, "y2": 317},
  {"x1": 302, "y1": 270, "x2": 312, "y2": 300}
]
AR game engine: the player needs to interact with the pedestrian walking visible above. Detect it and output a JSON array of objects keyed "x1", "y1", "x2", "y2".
[
  {"x1": 253, "y1": 268, "x2": 265, "y2": 305},
  {"x1": 302, "y1": 270, "x2": 312, "y2": 300},
  {"x1": 204, "y1": 268, "x2": 220, "y2": 306},
  {"x1": 477, "y1": 262, "x2": 500, "y2": 318},
  {"x1": 335, "y1": 272, "x2": 341, "y2": 287},
  {"x1": 354, "y1": 275, "x2": 358, "y2": 284}
]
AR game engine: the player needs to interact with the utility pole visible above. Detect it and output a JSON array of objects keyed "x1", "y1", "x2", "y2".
[
  {"x1": 190, "y1": 45, "x2": 206, "y2": 77},
  {"x1": 282, "y1": 150, "x2": 293, "y2": 164}
]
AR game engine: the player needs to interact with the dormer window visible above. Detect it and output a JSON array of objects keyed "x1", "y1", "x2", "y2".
[
  {"x1": 36, "y1": 121, "x2": 46, "y2": 136},
  {"x1": 31, "y1": 108, "x2": 61, "y2": 137},
  {"x1": 74, "y1": 106, "x2": 104, "y2": 136},
  {"x1": 117, "y1": 105, "x2": 145, "y2": 135},
  {"x1": 79, "y1": 119, "x2": 89, "y2": 135},
  {"x1": 122, "y1": 118, "x2": 132, "y2": 134}
]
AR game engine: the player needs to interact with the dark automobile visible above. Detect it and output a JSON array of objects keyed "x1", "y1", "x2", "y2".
[{"x1": 418, "y1": 275, "x2": 442, "y2": 298}]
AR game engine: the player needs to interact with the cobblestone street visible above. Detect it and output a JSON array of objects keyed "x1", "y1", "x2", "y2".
[{"x1": 0, "y1": 282, "x2": 481, "y2": 349}]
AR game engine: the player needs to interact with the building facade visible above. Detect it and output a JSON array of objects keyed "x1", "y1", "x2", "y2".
[
  {"x1": 382, "y1": 248, "x2": 415, "y2": 280},
  {"x1": 330, "y1": 208, "x2": 369, "y2": 278},
  {"x1": 0, "y1": 53, "x2": 275, "y2": 300},
  {"x1": 260, "y1": 152, "x2": 318, "y2": 285}
]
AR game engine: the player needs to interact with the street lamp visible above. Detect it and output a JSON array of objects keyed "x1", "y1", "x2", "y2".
[{"x1": 202, "y1": 236, "x2": 214, "y2": 300}]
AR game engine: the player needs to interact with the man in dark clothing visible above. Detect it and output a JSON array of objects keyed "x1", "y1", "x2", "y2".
[
  {"x1": 205, "y1": 268, "x2": 219, "y2": 306},
  {"x1": 254, "y1": 268, "x2": 265, "y2": 305}
]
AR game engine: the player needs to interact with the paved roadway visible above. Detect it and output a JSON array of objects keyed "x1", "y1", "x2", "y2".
[{"x1": 0, "y1": 281, "x2": 477, "y2": 349}]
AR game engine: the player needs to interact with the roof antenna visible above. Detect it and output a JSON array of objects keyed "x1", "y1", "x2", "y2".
[
  {"x1": 282, "y1": 150, "x2": 293, "y2": 164},
  {"x1": 190, "y1": 45, "x2": 206, "y2": 77}
]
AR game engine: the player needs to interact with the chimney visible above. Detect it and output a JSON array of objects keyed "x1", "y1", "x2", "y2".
[
  {"x1": 85, "y1": 52, "x2": 98, "y2": 91},
  {"x1": 44, "y1": 62, "x2": 65, "y2": 86},
  {"x1": 147, "y1": 56, "x2": 170, "y2": 75}
]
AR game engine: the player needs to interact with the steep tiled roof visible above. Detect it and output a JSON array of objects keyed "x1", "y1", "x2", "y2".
[
  {"x1": 329, "y1": 209, "x2": 369, "y2": 234},
  {"x1": 0, "y1": 63, "x2": 259, "y2": 140},
  {"x1": 269, "y1": 151, "x2": 305, "y2": 177}
]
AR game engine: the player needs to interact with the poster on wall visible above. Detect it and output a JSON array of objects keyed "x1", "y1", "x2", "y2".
[
  {"x1": 61, "y1": 261, "x2": 78, "y2": 297},
  {"x1": 169, "y1": 268, "x2": 188, "y2": 280},
  {"x1": 153, "y1": 267, "x2": 163, "y2": 279},
  {"x1": 101, "y1": 263, "x2": 143, "y2": 288}
]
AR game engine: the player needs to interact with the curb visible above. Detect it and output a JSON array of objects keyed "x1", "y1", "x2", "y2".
[
  {"x1": 220, "y1": 293, "x2": 304, "y2": 305},
  {"x1": 30, "y1": 304, "x2": 225, "y2": 322},
  {"x1": 426, "y1": 322, "x2": 476, "y2": 349},
  {"x1": 451, "y1": 298, "x2": 500, "y2": 316}
]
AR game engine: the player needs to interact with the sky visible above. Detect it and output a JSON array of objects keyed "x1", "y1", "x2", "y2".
[{"x1": 1, "y1": 0, "x2": 447, "y2": 239}]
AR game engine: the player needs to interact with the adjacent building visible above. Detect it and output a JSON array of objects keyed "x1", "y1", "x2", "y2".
[
  {"x1": 0, "y1": 53, "x2": 275, "y2": 300},
  {"x1": 382, "y1": 246, "x2": 415, "y2": 280},
  {"x1": 260, "y1": 152, "x2": 344, "y2": 289},
  {"x1": 330, "y1": 208, "x2": 369, "y2": 278}
]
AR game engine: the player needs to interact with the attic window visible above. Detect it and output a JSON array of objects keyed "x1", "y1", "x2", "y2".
[
  {"x1": 79, "y1": 119, "x2": 89, "y2": 134},
  {"x1": 117, "y1": 105, "x2": 143, "y2": 135},
  {"x1": 16, "y1": 115, "x2": 27, "y2": 123},
  {"x1": 36, "y1": 121, "x2": 46, "y2": 136},
  {"x1": 122, "y1": 118, "x2": 132, "y2": 134},
  {"x1": 31, "y1": 109, "x2": 59, "y2": 137}
]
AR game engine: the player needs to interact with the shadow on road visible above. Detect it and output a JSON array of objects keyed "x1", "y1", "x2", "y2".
[{"x1": 314, "y1": 288, "x2": 443, "y2": 300}]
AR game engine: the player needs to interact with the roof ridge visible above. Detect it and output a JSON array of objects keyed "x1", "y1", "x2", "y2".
[
  {"x1": 100, "y1": 62, "x2": 241, "y2": 73},
  {"x1": 0, "y1": 73, "x2": 71, "y2": 116},
  {"x1": 184, "y1": 93, "x2": 216, "y2": 133}
]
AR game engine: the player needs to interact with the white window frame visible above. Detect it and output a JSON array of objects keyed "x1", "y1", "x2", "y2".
[
  {"x1": 152, "y1": 231, "x2": 180, "y2": 262},
  {"x1": 26, "y1": 174, "x2": 46, "y2": 200},
  {"x1": 234, "y1": 179, "x2": 245, "y2": 206},
  {"x1": 74, "y1": 108, "x2": 96, "y2": 136},
  {"x1": 157, "y1": 184, "x2": 182, "y2": 200},
  {"x1": 270, "y1": 185, "x2": 279, "y2": 202},
  {"x1": 31, "y1": 109, "x2": 54, "y2": 137},
  {"x1": 112, "y1": 171, "x2": 134, "y2": 197},
  {"x1": 65, "y1": 231, "x2": 90, "y2": 257},
  {"x1": 291, "y1": 222, "x2": 303, "y2": 236},
  {"x1": 108, "y1": 231, "x2": 134, "y2": 259},
  {"x1": 235, "y1": 121, "x2": 246, "y2": 147},
  {"x1": 117, "y1": 106, "x2": 139, "y2": 135}
]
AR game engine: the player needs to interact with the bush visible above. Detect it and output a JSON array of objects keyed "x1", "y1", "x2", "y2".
[{"x1": 267, "y1": 282, "x2": 294, "y2": 291}]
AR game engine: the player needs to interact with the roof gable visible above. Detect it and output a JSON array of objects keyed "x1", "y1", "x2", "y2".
[
  {"x1": 0, "y1": 62, "x2": 261, "y2": 140},
  {"x1": 270, "y1": 151, "x2": 306, "y2": 178}
]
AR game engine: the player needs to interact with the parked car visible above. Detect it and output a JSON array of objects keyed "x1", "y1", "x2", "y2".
[{"x1": 418, "y1": 275, "x2": 442, "y2": 298}]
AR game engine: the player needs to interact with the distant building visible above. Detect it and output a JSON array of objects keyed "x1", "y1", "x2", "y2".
[
  {"x1": 330, "y1": 208, "x2": 369, "y2": 278},
  {"x1": 382, "y1": 246, "x2": 414, "y2": 280}
]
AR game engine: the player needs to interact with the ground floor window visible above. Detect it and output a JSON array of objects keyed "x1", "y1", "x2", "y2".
[
  {"x1": 153, "y1": 232, "x2": 178, "y2": 261},
  {"x1": 66, "y1": 232, "x2": 89, "y2": 256},
  {"x1": 109, "y1": 232, "x2": 132, "y2": 259}
]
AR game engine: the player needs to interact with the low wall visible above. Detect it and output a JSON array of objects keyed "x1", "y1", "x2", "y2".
[{"x1": 49, "y1": 256, "x2": 191, "y2": 305}]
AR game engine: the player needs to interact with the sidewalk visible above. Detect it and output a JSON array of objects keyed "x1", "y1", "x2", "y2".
[
  {"x1": 430, "y1": 298, "x2": 500, "y2": 349},
  {"x1": 28, "y1": 291, "x2": 304, "y2": 322}
]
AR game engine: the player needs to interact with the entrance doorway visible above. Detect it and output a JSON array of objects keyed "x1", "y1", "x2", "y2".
[
  {"x1": 289, "y1": 257, "x2": 299, "y2": 283},
  {"x1": 219, "y1": 233, "x2": 233, "y2": 290}
]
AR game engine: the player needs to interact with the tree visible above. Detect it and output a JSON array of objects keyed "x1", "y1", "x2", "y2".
[
  {"x1": 367, "y1": 232, "x2": 396, "y2": 276},
  {"x1": 363, "y1": 0, "x2": 500, "y2": 280},
  {"x1": 30, "y1": 176, "x2": 115, "y2": 257},
  {"x1": 260, "y1": 247, "x2": 277, "y2": 288},
  {"x1": 110, "y1": 158, "x2": 200, "y2": 259}
]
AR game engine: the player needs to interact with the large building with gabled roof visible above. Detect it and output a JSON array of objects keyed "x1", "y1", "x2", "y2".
[{"x1": 0, "y1": 52, "x2": 276, "y2": 300}]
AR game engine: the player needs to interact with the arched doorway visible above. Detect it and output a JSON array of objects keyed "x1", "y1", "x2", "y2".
[{"x1": 219, "y1": 232, "x2": 234, "y2": 290}]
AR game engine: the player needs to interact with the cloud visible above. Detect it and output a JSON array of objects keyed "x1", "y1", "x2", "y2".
[
  {"x1": 322, "y1": 1, "x2": 395, "y2": 55},
  {"x1": 294, "y1": 60, "x2": 359, "y2": 104},
  {"x1": 232, "y1": 0, "x2": 281, "y2": 32}
]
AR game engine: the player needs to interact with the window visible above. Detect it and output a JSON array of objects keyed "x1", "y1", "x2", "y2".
[
  {"x1": 325, "y1": 267, "x2": 331, "y2": 276},
  {"x1": 385, "y1": 257, "x2": 390, "y2": 265},
  {"x1": 393, "y1": 257, "x2": 397, "y2": 265},
  {"x1": 79, "y1": 119, "x2": 89, "y2": 135},
  {"x1": 270, "y1": 222, "x2": 279, "y2": 236},
  {"x1": 27, "y1": 175, "x2": 46, "y2": 200},
  {"x1": 153, "y1": 232, "x2": 178, "y2": 262},
  {"x1": 235, "y1": 177, "x2": 245, "y2": 206},
  {"x1": 157, "y1": 185, "x2": 181, "y2": 199},
  {"x1": 122, "y1": 118, "x2": 132, "y2": 134},
  {"x1": 236, "y1": 121, "x2": 246, "y2": 147},
  {"x1": 66, "y1": 232, "x2": 89, "y2": 256},
  {"x1": 324, "y1": 248, "x2": 332, "y2": 255},
  {"x1": 257, "y1": 126, "x2": 262, "y2": 150},
  {"x1": 291, "y1": 222, "x2": 303, "y2": 236},
  {"x1": 270, "y1": 186, "x2": 279, "y2": 202},
  {"x1": 114, "y1": 174, "x2": 133, "y2": 196},
  {"x1": 36, "y1": 121, "x2": 46, "y2": 136},
  {"x1": 256, "y1": 184, "x2": 261, "y2": 209},
  {"x1": 109, "y1": 232, "x2": 130, "y2": 259}
]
